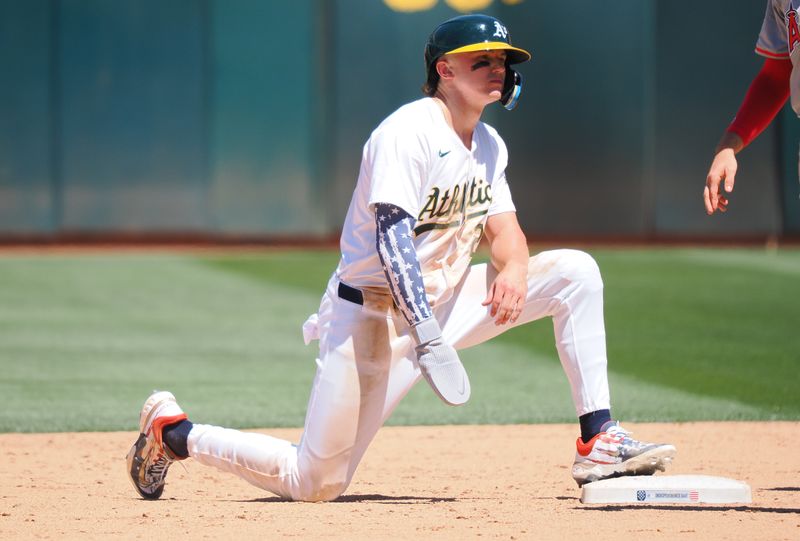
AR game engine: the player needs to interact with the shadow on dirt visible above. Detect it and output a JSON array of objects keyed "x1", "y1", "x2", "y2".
[
  {"x1": 576, "y1": 504, "x2": 799, "y2": 514},
  {"x1": 239, "y1": 493, "x2": 458, "y2": 504}
]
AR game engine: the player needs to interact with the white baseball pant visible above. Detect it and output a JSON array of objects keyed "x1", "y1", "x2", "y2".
[{"x1": 186, "y1": 249, "x2": 610, "y2": 501}]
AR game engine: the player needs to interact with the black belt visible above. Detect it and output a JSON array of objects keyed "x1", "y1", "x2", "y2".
[{"x1": 338, "y1": 282, "x2": 364, "y2": 305}]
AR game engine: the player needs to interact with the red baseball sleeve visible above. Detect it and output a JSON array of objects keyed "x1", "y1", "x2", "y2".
[{"x1": 727, "y1": 58, "x2": 792, "y2": 148}]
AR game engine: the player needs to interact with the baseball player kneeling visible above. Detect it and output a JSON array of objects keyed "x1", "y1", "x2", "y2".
[{"x1": 127, "y1": 14, "x2": 676, "y2": 502}]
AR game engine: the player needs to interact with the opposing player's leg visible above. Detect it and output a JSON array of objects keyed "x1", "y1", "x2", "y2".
[
  {"x1": 437, "y1": 249, "x2": 674, "y2": 484},
  {"x1": 163, "y1": 278, "x2": 419, "y2": 502}
]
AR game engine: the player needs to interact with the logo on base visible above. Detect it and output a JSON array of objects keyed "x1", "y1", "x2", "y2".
[{"x1": 634, "y1": 489, "x2": 700, "y2": 503}]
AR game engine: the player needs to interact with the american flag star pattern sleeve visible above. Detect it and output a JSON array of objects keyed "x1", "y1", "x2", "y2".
[{"x1": 374, "y1": 202, "x2": 432, "y2": 326}]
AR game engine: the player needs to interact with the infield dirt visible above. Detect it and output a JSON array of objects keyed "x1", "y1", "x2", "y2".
[{"x1": 1, "y1": 422, "x2": 797, "y2": 540}]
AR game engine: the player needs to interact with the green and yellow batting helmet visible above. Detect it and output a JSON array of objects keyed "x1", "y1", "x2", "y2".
[{"x1": 423, "y1": 14, "x2": 531, "y2": 109}]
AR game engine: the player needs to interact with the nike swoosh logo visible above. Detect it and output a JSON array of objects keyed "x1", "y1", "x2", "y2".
[{"x1": 438, "y1": 150, "x2": 451, "y2": 157}]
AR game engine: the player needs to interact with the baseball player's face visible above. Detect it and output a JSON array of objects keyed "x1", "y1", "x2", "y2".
[{"x1": 440, "y1": 50, "x2": 507, "y2": 104}]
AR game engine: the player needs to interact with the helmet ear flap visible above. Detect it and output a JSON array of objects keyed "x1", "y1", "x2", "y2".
[{"x1": 500, "y1": 68, "x2": 523, "y2": 111}]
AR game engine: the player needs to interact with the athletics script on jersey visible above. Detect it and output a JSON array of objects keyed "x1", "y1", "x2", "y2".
[
  {"x1": 412, "y1": 171, "x2": 497, "y2": 303},
  {"x1": 415, "y1": 177, "x2": 492, "y2": 236},
  {"x1": 411, "y1": 174, "x2": 496, "y2": 304}
]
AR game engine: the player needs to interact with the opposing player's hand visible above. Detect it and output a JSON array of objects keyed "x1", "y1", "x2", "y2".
[
  {"x1": 704, "y1": 147, "x2": 737, "y2": 215},
  {"x1": 705, "y1": 131, "x2": 744, "y2": 215},
  {"x1": 482, "y1": 262, "x2": 528, "y2": 325}
]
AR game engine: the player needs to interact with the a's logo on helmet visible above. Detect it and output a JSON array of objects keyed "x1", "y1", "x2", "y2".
[{"x1": 493, "y1": 21, "x2": 508, "y2": 39}]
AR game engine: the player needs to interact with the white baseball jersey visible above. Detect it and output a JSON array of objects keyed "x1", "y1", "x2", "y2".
[
  {"x1": 335, "y1": 97, "x2": 516, "y2": 306},
  {"x1": 757, "y1": 0, "x2": 800, "y2": 114},
  {"x1": 185, "y1": 99, "x2": 612, "y2": 503}
]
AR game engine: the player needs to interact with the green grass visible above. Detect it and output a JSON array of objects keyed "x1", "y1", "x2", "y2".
[{"x1": 0, "y1": 247, "x2": 797, "y2": 433}]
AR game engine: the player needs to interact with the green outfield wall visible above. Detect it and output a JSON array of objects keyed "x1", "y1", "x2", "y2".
[{"x1": 1, "y1": 0, "x2": 797, "y2": 238}]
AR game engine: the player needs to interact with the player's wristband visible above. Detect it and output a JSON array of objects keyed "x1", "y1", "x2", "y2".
[{"x1": 410, "y1": 317, "x2": 442, "y2": 345}]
